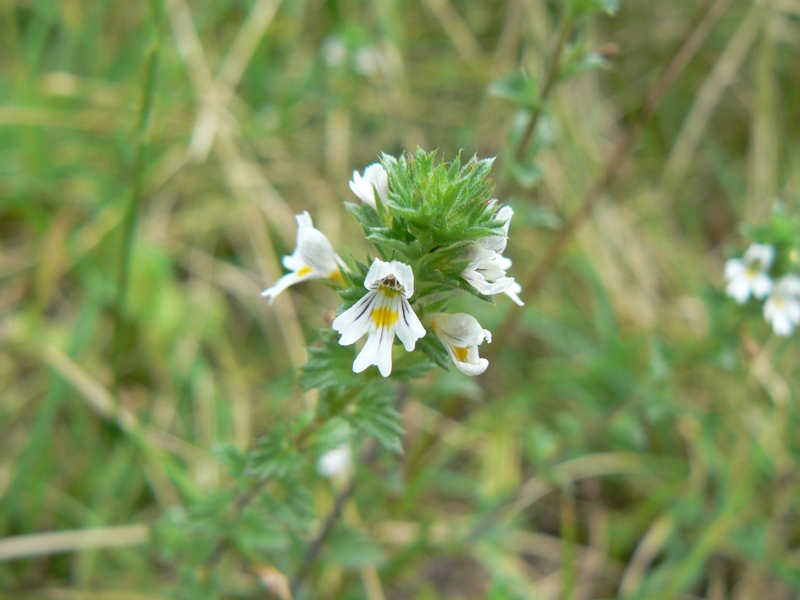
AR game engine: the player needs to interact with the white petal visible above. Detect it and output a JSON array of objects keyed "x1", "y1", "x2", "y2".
[
  {"x1": 462, "y1": 270, "x2": 516, "y2": 296},
  {"x1": 261, "y1": 270, "x2": 315, "y2": 304},
  {"x1": 786, "y1": 298, "x2": 800, "y2": 324},
  {"x1": 776, "y1": 275, "x2": 800, "y2": 296},
  {"x1": 282, "y1": 249, "x2": 304, "y2": 272},
  {"x1": 349, "y1": 171, "x2": 376, "y2": 207},
  {"x1": 503, "y1": 281, "x2": 525, "y2": 306},
  {"x1": 363, "y1": 163, "x2": 389, "y2": 204},
  {"x1": 454, "y1": 357, "x2": 489, "y2": 376},
  {"x1": 726, "y1": 276, "x2": 751, "y2": 304},
  {"x1": 295, "y1": 210, "x2": 314, "y2": 229},
  {"x1": 298, "y1": 226, "x2": 340, "y2": 274},
  {"x1": 771, "y1": 312, "x2": 795, "y2": 336},
  {"x1": 364, "y1": 258, "x2": 394, "y2": 289},
  {"x1": 389, "y1": 261, "x2": 415, "y2": 297},
  {"x1": 480, "y1": 204, "x2": 513, "y2": 253},
  {"x1": 332, "y1": 291, "x2": 377, "y2": 345},
  {"x1": 724, "y1": 259, "x2": 745, "y2": 281},
  {"x1": 395, "y1": 297, "x2": 425, "y2": 351},
  {"x1": 745, "y1": 243, "x2": 775, "y2": 269},
  {"x1": 750, "y1": 273, "x2": 773, "y2": 300},
  {"x1": 352, "y1": 319, "x2": 395, "y2": 377}
]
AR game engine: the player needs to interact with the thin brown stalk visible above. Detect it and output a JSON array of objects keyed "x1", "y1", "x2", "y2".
[
  {"x1": 514, "y1": 8, "x2": 574, "y2": 162},
  {"x1": 492, "y1": 0, "x2": 737, "y2": 349}
]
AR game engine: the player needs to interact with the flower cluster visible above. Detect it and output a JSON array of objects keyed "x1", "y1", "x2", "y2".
[
  {"x1": 262, "y1": 150, "x2": 523, "y2": 377},
  {"x1": 725, "y1": 242, "x2": 800, "y2": 336}
]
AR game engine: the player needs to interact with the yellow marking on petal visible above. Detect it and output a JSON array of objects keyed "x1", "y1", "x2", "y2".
[
  {"x1": 453, "y1": 346, "x2": 469, "y2": 362},
  {"x1": 371, "y1": 306, "x2": 398, "y2": 328},
  {"x1": 378, "y1": 285, "x2": 401, "y2": 297},
  {"x1": 297, "y1": 265, "x2": 312, "y2": 276},
  {"x1": 775, "y1": 297, "x2": 786, "y2": 308},
  {"x1": 329, "y1": 270, "x2": 344, "y2": 284}
]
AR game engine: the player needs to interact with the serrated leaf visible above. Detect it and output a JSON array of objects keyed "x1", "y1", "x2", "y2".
[
  {"x1": 309, "y1": 417, "x2": 353, "y2": 454},
  {"x1": 347, "y1": 383, "x2": 404, "y2": 453},
  {"x1": 247, "y1": 425, "x2": 305, "y2": 479},
  {"x1": 212, "y1": 443, "x2": 247, "y2": 478}
]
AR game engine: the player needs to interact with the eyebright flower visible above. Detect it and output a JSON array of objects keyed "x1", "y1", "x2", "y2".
[
  {"x1": 724, "y1": 243, "x2": 774, "y2": 304},
  {"x1": 332, "y1": 258, "x2": 425, "y2": 377},
  {"x1": 261, "y1": 211, "x2": 343, "y2": 303},
  {"x1": 317, "y1": 445, "x2": 352, "y2": 478},
  {"x1": 429, "y1": 312, "x2": 492, "y2": 376},
  {"x1": 763, "y1": 275, "x2": 800, "y2": 337},
  {"x1": 461, "y1": 204, "x2": 523, "y2": 304},
  {"x1": 349, "y1": 163, "x2": 389, "y2": 208}
]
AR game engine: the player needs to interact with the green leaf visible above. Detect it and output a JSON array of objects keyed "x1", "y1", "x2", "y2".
[
  {"x1": 559, "y1": 47, "x2": 610, "y2": 81},
  {"x1": 569, "y1": 0, "x2": 620, "y2": 15},
  {"x1": 347, "y1": 382, "x2": 404, "y2": 453},
  {"x1": 300, "y1": 331, "x2": 362, "y2": 392},
  {"x1": 489, "y1": 71, "x2": 540, "y2": 110},
  {"x1": 309, "y1": 417, "x2": 353, "y2": 455},
  {"x1": 324, "y1": 527, "x2": 385, "y2": 567},
  {"x1": 247, "y1": 425, "x2": 305, "y2": 479},
  {"x1": 212, "y1": 443, "x2": 247, "y2": 478}
]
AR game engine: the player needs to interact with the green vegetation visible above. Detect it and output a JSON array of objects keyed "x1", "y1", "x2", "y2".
[{"x1": 2, "y1": 0, "x2": 800, "y2": 598}]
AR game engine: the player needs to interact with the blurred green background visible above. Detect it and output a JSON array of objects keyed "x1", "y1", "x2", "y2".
[{"x1": 3, "y1": 0, "x2": 800, "y2": 598}]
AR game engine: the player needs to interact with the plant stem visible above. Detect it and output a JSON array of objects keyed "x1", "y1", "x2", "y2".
[
  {"x1": 290, "y1": 478, "x2": 357, "y2": 595},
  {"x1": 492, "y1": 0, "x2": 736, "y2": 349},
  {"x1": 513, "y1": 6, "x2": 574, "y2": 162}
]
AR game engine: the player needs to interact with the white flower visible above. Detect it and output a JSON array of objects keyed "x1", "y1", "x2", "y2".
[
  {"x1": 354, "y1": 46, "x2": 382, "y2": 76},
  {"x1": 461, "y1": 204, "x2": 523, "y2": 304},
  {"x1": 764, "y1": 275, "x2": 800, "y2": 336},
  {"x1": 349, "y1": 163, "x2": 389, "y2": 208},
  {"x1": 724, "y1": 243, "x2": 775, "y2": 304},
  {"x1": 317, "y1": 445, "x2": 352, "y2": 478},
  {"x1": 261, "y1": 211, "x2": 343, "y2": 303},
  {"x1": 332, "y1": 258, "x2": 425, "y2": 377},
  {"x1": 320, "y1": 36, "x2": 347, "y2": 68},
  {"x1": 429, "y1": 312, "x2": 492, "y2": 376}
]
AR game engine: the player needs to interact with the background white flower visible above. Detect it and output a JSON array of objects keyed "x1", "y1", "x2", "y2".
[
  {"x1": 764, "y1": 275, "x2": 800, "y2": 336},
  {"x1": 317, "y1": 445, "x2": 352, "y2": 478},
  {"x1": 332, "y1": 259, "x2": 425, "y2": 377},
  {"x1": 261, "y1": 211, "x2": 342, "y2": 303},
  {"x1": 349, "y1": 163, "x2": 389, "y2": 208},
  {"x1": 724, "y1": 243, "x2": 774, "y2": 304},
  {"x1": 429, "y1": 312, "x2": 492, "y2": 376}
]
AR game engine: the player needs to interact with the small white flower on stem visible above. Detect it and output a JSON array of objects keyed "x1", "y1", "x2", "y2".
[
  {"x1": 349, "y1": 163, "x2": 389, "y2": 208},
  {"x1": 332, "y1": 258, "x2": 425, "y2": 377},
  {"x1": 764, "y1": 275, "x2": 800, "y2": 336},
  {"x1": 724, "y1": 243, "x2": 774, "y2": 304},
  {"x1": 461, "y1": 204, "x2": 523, "y2": 304},
  {"x1": 317, "y1": 445, "x2": 352, "y2": 478},
  {"x1": 261, "y1": 211, "x2": 343, "y2": 303},
  {"x1": 429, "y1": 312, "x2": 492, "y2": 376}
]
